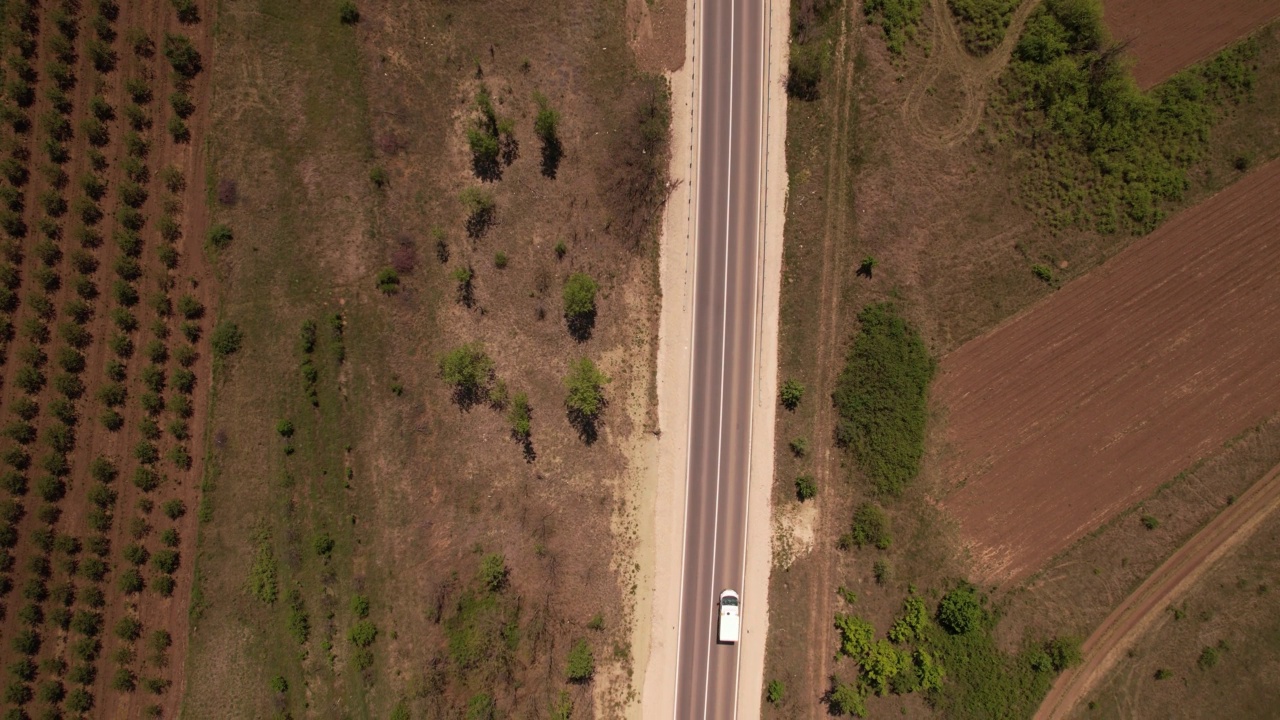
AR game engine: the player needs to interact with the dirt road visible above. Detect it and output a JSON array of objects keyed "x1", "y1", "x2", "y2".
[{"x1": 1035, "y1": 461, "x2": 1280, "y2": 719}]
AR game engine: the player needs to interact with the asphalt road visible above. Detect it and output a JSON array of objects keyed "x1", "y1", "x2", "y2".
[{"x1": 672, "y1": 0, "x2": 767, "y2": 716}]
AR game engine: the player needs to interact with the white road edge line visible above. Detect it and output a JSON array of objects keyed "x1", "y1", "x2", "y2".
[
  {"x1": 671, "y1": 0, "x2": 708, "y2": 714},
  {"x1": 702, "y1": 0, "x2": 736, "y2": 714},
  {"x1": 730, "y1": 0, "x2": 771, "y2": 715}
]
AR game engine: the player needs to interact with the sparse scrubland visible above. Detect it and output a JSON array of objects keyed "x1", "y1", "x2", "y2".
[{"x1": 174, "y1": 0, "x2": 672, "y2": 717}]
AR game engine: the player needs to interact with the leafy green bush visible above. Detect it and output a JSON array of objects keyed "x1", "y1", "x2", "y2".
[
  {"x1": 479, "y1": 553, "x2": 508, "y2": 593},
  {"x1": 766, "y1": 678, "x2": 785, "y2": 704},
  {"x1": 564, "y1": 358, "x2": 609, "y2": 428},
  {"x1": 795, "y1": 474, "x2": 817, "y2": 501},
  {"x1": 937, "y1": 584, "x2": 985, "y2": 635},
  {"x1": 348, "y1": 620, "x2": 378, "y2": 647},
  {"x1": 562, "y1": 272, "x2": 598, "y2": 339},
  {"x1": 439, "y1": 343, "x2": 493, "y2": 406},
  {"x1": 848, "y1": 502, "x2": 891, "y2": 550},
  {"x1": 1032, "y1": 264, "x2": 1053, "y2": 283},
  {"x1": 210, "y1": 321, "x2": 242, "y2": 356},
  {"x1": 1141, "y1": 514, "x2": 1159, "y2": 530},
  {"x1": 888, "y1": 595, "x2": 930, "y2": 643},
  {"x1": 206, "y1": 223, "x2": 232, "y2": 250},
  {"x1": 509, "y1": 392, "x2": 532, "y2": 441},
  {"x1": 566, "y1": 638, "x2": 594, "y2": 682},
  {"x1": 779, "y1": 379, "x2": 805, "y2": 410},
  {"x1": 832, "y1": 304, "x2": 934, "y2": 494},
  {"x1": 338, "y1": 0, "x2": 359, "y2": 24},
  {"x1": 249, "y1": 537, "x2": 278, "y2": 604},
  {"x1": 948, "y1": 0, "x2": 1019, "y2": 55},
  {"x1": 533, "y1": 92, "x2": 563, "y2": 177},
  {"x1": 375, "y1": 267, "x2": 400, "y2": 295},
  {"x1": 459, "y1": 187, "x2": 495, "y2": 238}
]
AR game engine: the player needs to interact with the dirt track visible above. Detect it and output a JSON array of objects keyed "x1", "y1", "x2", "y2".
[
  {"x1": 937, "y1": 158, "x2": 1280, "y2": 586},
  {"x1": 1034, "y1": 460, "x2": 1280, "y2": 719},
  {"x1": 1103, "y1": 0, "x2": 1280, "y2": 89}
]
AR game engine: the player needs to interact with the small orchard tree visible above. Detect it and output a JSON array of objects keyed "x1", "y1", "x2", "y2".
[
  {"x1": 439, "y1": 344, "x2": 493, "y2": 407},
  {"x1": 562, "y1": 272, "x2": 598, "y2": 340}
]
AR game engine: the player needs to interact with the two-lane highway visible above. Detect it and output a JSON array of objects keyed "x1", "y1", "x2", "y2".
[{"x1": 672, "y1": 0, "x2": 767, "y2": 715}]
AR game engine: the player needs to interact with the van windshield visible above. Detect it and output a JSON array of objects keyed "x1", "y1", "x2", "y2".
[{"x1": 722, "y1": 596, "x2": 738, "y2": 607}]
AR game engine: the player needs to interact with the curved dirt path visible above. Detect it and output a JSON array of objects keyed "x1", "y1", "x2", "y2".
[
  {"x1": 1035, "y1": 461, "x2": 1280, "y2": 719},
  {"x1": 900, "y1": 0, "x2": 1043, "y2": 148}
]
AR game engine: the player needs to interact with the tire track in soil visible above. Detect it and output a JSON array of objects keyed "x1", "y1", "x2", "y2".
[
  {"x1": 1034, "y1": 461, "x2": 1280, "y2": 720},
  {"x1": 800, "y1": 6, "x2": 858, "y2": 711},
  {"x1": 899, "y1": 0, "x2": 1043, "y2": 148}
]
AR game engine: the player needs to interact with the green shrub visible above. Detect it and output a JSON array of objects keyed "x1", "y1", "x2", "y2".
[
  {"x1": 369, "y1": 165, "x2": 388, "y2": 188},
  {"x1": 832, "y1": 304, "x2": 934, "y2": 494},
  {"x1": 789, "y1": 437, "x2": 809, "y2": 457},
  {"x1": 249, "y1": 538, "x2": 278, "y2": 603},
  {"x1": 1197, "y1": 645, "x2": 1219, "y2": 670},
  {"x1": 348, "y1": 620, "x2": 378, "y2": 647},
  {"x1": 350, "y1": 594, "x2": 370, "y2": 619},
  {"x1": 439, "y1": 344, "x2": 493, "y2": 405},
  {"x1": 313, "y1": 533, "x2": 335, "y2": 557},
  {"x1": 459, "y1": 187, "x2": 495, "y2": 237},
  {"x1": 564, "y1": 358, "x2": 609, "y2": 423},
  {"x1": 163, "y1": 33, "x2": 201, "y2": 78},
  {"x1": 210, "y1": 321, "x2": 242, "y2": 356},
  {"x1": 479, "y1": 553, "x2": 508, "y2": 593},
  {"x1": 948, "y1": 0, "x2": 1019, "y2": 55},
  {"x1": 375, "y1": 267, "x2": 400, "y2": 294},
  {"x1": 206, "y1": 223, "x2": 232, "y2": 250},
  {"x1": 338, "y1": 0, "x2": 359, "y2": 24},
  {"x1": 1141, "y1": 514, "x2": 1159, "y2": 530},
  {"x1": 888, "y1": 595, "x2": 930, "y2": 643},
  {"x1": 566, "y1": 638, "x2": 594, "y2": 682},
  {"x1": 767, "y1": 678, "x2": 785, "y2": 704},
  {"x1": 937, "y1": 585, "x2": 985, "y2": 635},
  {"x1": 779, "y1": 378, "x2": 805, "y2": 409},
  {"x1": 795, "y1": 474, "x2": 817, "y2": 501},
  {"x1": 849, "y1": 502, "x2": 891, "y2": 550},
  {"x1": 562, "y1": 272, "x2": 598, "y2": 338},
  {"x1": 509, "y1": 392, "x2": 532, "y2": 441}
]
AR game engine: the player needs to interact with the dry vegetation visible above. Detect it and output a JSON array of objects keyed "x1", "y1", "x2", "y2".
[
  {"x1": 765, "y1": 0, "x2": 1280, "y2": 715},
  {"x1": 1078, "y1": 499, "x2": 1280, "y2": 718},
  {"x1": 175, "y1": 0, "x2": 673, "y2": 718}
]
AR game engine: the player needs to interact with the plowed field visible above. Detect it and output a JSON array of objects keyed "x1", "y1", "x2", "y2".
[
  {"x1": 1104, "y1": 0, "x2": 1280, "y2": 89},
  {"x1": 937, "y1": 157, "x2": 1280, "y2": 586}
]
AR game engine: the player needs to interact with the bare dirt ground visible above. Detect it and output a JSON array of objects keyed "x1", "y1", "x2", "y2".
[
  {"x1": 938, "y1": 157, "x2": 1280, "y2": 587},
  {"x1": 1035, "y1": 460, "x2": 1280, "y2": 719},
  {"x1": 1103, "y1": 0, "x2": 1280, "y2": 89}
]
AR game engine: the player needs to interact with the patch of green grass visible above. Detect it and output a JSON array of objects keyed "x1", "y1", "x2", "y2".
[{"x1": 832, "y1": 304, "x2": 935, "y2": 495}]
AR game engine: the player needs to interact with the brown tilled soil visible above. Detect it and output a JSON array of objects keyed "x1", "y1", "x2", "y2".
[
  {"x1": 937, "y1": 157, "x2": 1280, "y2": 587},
  {"x1": 1103, "y1": 0, "x2": 1280, "y2": 89}
]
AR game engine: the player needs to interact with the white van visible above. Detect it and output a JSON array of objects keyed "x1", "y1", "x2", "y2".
[{"x1": 718, "y1": 589, "x2": 740, "y2": 644}]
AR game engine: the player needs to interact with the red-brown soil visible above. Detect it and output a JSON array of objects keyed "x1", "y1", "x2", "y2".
[
  {"x1": 1103, "y1": 0, "x2": 1280, "y2": 89},
  {"x1": 936, "y1": 157, "x2": 1280, "y2": 586}
]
